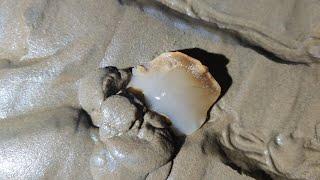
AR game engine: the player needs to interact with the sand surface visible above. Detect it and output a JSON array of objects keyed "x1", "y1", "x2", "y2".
[
  {"x1": 0, "y1": 0, "x2": 319, "y2": 179},
  {"x1": 156, "y1": 0, "x2": 320, "y2": 63}
]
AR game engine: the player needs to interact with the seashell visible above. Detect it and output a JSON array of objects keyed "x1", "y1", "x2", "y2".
[{"x1": 127, "y1": 52, "x2": 221, "y2": 135}]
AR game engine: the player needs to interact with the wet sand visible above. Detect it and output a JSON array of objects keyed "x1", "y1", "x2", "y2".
[{"x1": 0, "y1": 0, "x2": 319, "y2": 179}]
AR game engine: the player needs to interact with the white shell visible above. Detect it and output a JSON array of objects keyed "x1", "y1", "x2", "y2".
[{"x1": 127, "y1": 52, "x2": 221, "y2": 135}]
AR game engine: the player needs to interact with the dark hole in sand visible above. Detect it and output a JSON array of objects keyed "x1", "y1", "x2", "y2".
[{"x1": 75, "y1": 109, "x2": 98, "y2": 132}]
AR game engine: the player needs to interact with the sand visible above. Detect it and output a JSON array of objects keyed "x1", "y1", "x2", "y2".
[
  {"x1": 156, "y1": 0, "x2": 320, "y2": 63},
  {"x1": 0, "y1": 0, "x2": 319, "y2": 179}
]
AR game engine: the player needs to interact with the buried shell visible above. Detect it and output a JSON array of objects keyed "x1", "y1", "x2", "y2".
[{"x1": 127, "y1": 52, "x2": 221, "y2": 135}]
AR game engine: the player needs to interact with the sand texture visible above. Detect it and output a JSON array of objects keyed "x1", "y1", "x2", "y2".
[
  {"x1": 156, "y1": 0, "x2": 320, "y2": 64},
  {"x1": 0, "y1": 0, "x2": 319, "y2": 180}
]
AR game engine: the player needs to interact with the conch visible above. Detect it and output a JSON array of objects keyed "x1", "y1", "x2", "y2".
[{"x1": 127, "y1": 52, "x2": 221, "y2": 135}]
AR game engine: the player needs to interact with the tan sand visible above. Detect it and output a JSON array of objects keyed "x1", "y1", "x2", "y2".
[
  {"x1": 0, "y1": 0, "x2": 319, "y2": 179},
  {"x1": 155, "y1": 0, "x2": 320, "y2": 63}
]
